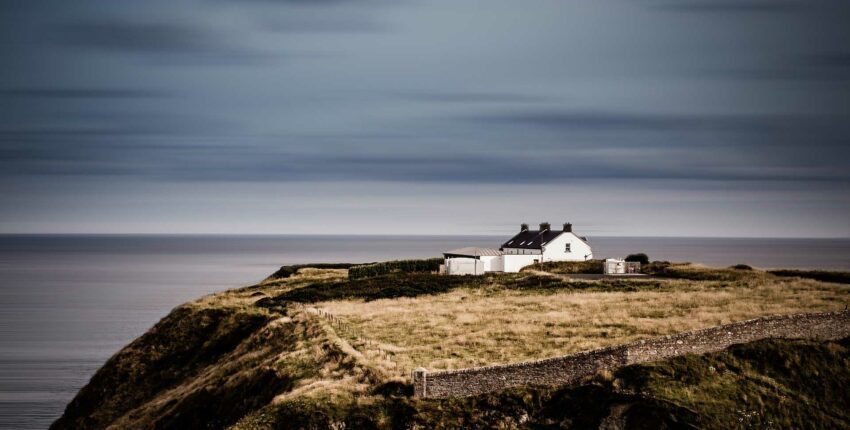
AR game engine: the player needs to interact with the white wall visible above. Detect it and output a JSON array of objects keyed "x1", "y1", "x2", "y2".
[
  {"x1": 502, "y1": 254, "x2": 541, "y2": 273},
  {"x1": 481, "y1": 255, "x2": 503, "y2": 272},
  {"x1": 540, "y1": 232, "x2": 593, "y2": 262},
  {"x1": 604, "y1": 259, "x2": 626, "y2": 274},
  {"x1": 446, "y1": 257, "x2": 485, "y2": 275}
]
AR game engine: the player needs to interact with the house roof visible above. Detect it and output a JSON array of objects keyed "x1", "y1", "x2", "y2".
[
  {"x1": 500, "y1": 229, "x2": 565, "y2": 249},
  {"x1": 443, "y1": 247, "x2": 504, "y2": 257}
]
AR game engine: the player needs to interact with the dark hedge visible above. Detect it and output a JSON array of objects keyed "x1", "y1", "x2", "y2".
[{"x1": 348, "y1": 258, "x2": 442, "y2": 280}]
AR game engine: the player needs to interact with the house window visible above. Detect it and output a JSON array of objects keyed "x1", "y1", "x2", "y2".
[{"x1": 565, "y1": 243, "x2": 571, "y2": 253}]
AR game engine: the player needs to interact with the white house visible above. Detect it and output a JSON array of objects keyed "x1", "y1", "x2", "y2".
[{"x1": 443, "y1": 222, "x2": 593, "y2": 275}]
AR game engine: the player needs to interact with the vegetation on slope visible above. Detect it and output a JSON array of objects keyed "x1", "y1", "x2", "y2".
[
  {"x1": 643, "y1": 262, "x2": 767, "y2": 282},
  {"x1": 348, "y1": 258, "x2": 443, "y2": 280},
  {"x1": 622, "y1": 337, "x2": 850, "y2": 429},
  {"x1": 522, "y1": 259, "x2": 604, "y2": 274},
  {"x1": 52, "y1": 263, "x2": 850, "y2": 430},
  {"x1": 51, "y1": 305, "x2": 275, "y2": 429},
  {"x1": 769, "y1": 269, "x2": 850, "y2": 285},
  {"x1": 265, "y1": 273, "x2": 484, "y2": 304},
  {"x1": 51, "y1": 270, "x2": 381, "y2": 430},
  {"x1": 264, "y1": 263, "x2": 355, "y2": 282},
  {"x1": 232, "y1": 337, "x2": 850, "y2": 429}
]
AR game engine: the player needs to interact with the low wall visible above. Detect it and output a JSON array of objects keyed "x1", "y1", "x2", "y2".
[{"x1": 414, "y1": 310, "x2": 850, "y2": 398}]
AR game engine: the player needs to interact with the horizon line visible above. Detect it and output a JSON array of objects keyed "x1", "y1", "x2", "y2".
[{"x1": 1, "y1": 232, "x2": 848, "y2": 240}]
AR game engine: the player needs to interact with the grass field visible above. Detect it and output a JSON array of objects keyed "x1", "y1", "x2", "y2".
[
  {"x1": 314, "y1": 265, "x2": 849, "y2": 373},
  {"x1": 56, "y1": 260, "x2": 850, "y2": 430}
]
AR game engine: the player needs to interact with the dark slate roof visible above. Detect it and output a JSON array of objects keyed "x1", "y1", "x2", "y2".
[{"x1": 500, "y1": 229, "x2": 565, "y2": 250}]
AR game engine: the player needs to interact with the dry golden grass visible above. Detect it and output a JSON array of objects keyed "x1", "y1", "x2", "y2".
[
  {"x1": 191, "y1": 268, "x2": 349, "y2": 311},
  {"x1": 317, "y1": 274, "x2": 849, "y2": 373}
]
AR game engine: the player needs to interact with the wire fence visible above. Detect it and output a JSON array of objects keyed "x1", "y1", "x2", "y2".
[{"x1": 292, "y1": 303, "x2": 409, "y2": 378}]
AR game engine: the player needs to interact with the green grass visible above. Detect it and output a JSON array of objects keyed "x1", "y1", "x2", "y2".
[
  {"x1": 233, "y1": 337, "x2": 850, "y2": 429},
  {"x1": 50, "y1": 305, "x2": 277, "y2": 430},
  {"x1": 264, "y1": 273, "x2": 484, "y2": 304},
  {"x1": 264, "y1": 263, "x2": 356, "y2": 281},
  {"x1": 522, "y1": 259, "x2": 604, "y2": 274},
  {"x1": 617, "y1": 337, "x2": 850, "y2": 429},
  {"x1": 348, "y1": 258, "x2": 443, "y2": 280},
  {"x1": 769, "y1": 269, "x2": 850, "y2": 285},
  {"x1": 645, "y1": 262, "x2": 767, "y2": 282},
  {"x1": 260, "y1": 271, "x2": 667, "y2": 308},
  {"x1": 505, "y1": 274, "x2": 664, "y2": 292}
]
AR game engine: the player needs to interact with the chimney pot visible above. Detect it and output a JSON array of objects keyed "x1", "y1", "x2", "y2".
[
  {"x1": 563, "y1": 223, "x2": 572, "y2": 232},
  {"x1": 520, "y1": 223, "x2": 529, "y2": 232},
  {"x1": 539, "y1": 222, "x2": 551, "y2": 231}
]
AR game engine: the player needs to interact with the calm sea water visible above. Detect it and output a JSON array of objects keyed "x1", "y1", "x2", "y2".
[{"x1": 0, "y1": 234, "x2": 848, "y2": 429}]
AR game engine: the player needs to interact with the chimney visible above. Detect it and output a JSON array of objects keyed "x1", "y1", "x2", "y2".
[
  {"x1": 539, "y1": 222, "x2": 551, "y2": 232},
  {"x1": 520, "y1": 223, "x2": 529, "y2": 232},
  {"x1": 563, "y1": 223, "x2": 572, "y2": 232}
]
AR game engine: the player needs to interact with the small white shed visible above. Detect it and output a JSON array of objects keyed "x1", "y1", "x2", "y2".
[
  {"x1": 604, "y1": 258, "x2": 641, "y2": 275},
  {"x1": 443, "y1": 247, "x2": 504, "y2": 275}
]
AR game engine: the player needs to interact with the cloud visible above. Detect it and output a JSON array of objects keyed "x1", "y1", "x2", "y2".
[
  {"x1": 3, "y1": 126, "x2": 847, "y2": 185},
  {"x1": 58, "y1": 21, "x2": 220, "y2": 53},
  {"x1": 462, "y1": 110, "x2": 793, "y2": 133},
  {"x1": 261, "y1": 16, "x2": 388, "y2": 33},
  {"x1": 211, "y1": 0, "x2": 388, "y2": 5},
  {"x1": 651, "y1": 0, "x2": 802, "y2": 13},
  {"x1": 801, "y1": 52, "x2": 850, "y2": 80},
  {"x1": 702, "y1": 51, "x2": 850, "y2": 82},
  {"x1": 0, "y1": 88, "x2": 167, "y2": 99},
  {"x1": 808, "y1": 52, "x2": 850, "y2": 68},
  {"x1": 1, "y1": 110, "x2": 239, "y2": 137},
  {"x1": 395, "y1": 91, "x2": 552, "y2": 104},
  {"x1": 136, "y1": 145, "x2": 849, "y2": 184},
  {"x1": 53, "y1": 20, "x2": 273, "y2": 63}
]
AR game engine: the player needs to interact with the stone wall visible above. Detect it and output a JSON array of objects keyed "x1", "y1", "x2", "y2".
[{"x1": 414, "y1": 310, "x2": 850, "y2": 398}]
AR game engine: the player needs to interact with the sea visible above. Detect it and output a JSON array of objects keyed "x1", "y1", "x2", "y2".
[{"x1": 0, "y1": 234, "x2": 848, "y2": 429}]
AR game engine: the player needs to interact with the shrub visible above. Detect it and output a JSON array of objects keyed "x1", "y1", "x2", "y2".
[
  {"x1": 505, "y1": 274, "x2": 662, "y2": 292},
  {"x1": 769, "y1": 270, "x2": 850, "y2": 285},
  {"x1": 269, "y1": 273, "x2": 480, "y2": 303},
  {"x1": 524, "y1": 260, "x2": 604, "y2": 274},
  {"x1": 348, "y1": 258, "x2": 443, "y2": 280},
  {"x1": 650, "y1": 264, "x2": 758, "y2": 282},
  {"x1": 730, "y1": 264, "x2": 753, "y2": 271},
  {"x1": 641, "y1": 261, "x2": 671, "y2": 275},
  {"x1": 624, "y1": 253, "x2": 650, "y2": 265},
  {"x1": 266, "y1": 263, "x2": 356, "y2": 281}
]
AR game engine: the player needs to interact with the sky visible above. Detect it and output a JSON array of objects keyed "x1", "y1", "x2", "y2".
[{"x1": 1, "y1": 0, "x2": 848, "y2": 237}]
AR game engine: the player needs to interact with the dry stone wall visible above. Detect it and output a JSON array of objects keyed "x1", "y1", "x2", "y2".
[{"x1": 414, "y1": 310, "x2": 850, "y2": 398}]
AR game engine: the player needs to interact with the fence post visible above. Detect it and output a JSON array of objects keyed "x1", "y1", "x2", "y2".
[{"x1": 413, "y1": 367, "x2": 428, "y2": 398}]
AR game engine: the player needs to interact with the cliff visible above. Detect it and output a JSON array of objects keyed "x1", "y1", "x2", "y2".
[{"x1": 51, "y1": 264, "x2": 850, "y2": 429}]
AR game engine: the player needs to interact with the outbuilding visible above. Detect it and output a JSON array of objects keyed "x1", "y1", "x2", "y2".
[
  {"x1": 442, "y1": 247, "x2": 504, "y2": 275},
  {"x1": 604, "y1": 258, "x2": 641, "y2": 275}
]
